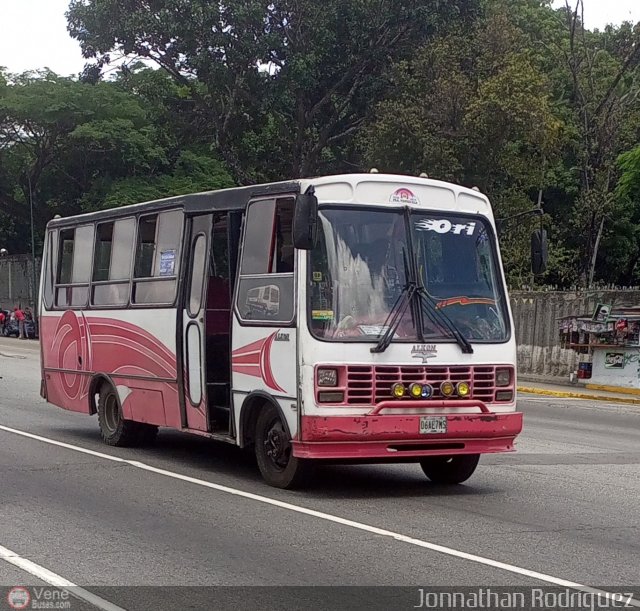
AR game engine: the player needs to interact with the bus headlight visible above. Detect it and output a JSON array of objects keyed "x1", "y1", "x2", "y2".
[
  {"x1": 495, "y1": 368, "x2": 511, "y2": 387},
  {"x1": 392, "y1": 383, "x2": 406, "y2": 398},
  {"x1": 317, "y1": 368, "x2": 338, "y2": 387},
  {"x1": 456, "y1": 381, "x2": 471, "y2": 398}
]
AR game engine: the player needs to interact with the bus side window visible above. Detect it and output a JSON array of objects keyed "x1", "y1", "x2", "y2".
[
  {"x1": 132, "y1": 210, "x2": 183, "y2": 305},
  {"x1": 91, "y1": 218, "x2": 135, "y2": 307},
  {"x1": 54, "y1": 225, "x2": 94, "y2": 308},
  {"x1": 274, "y1": 199, "x2": 294, "y2": 273},
  {"x1": 58, "y1": 229, "x2": 75, "y2": 285},
  {"x1": 236, "y1": 197, "x2": 295, "y2": 325},
  {"x1": 42, "y1": 229, "x2": 58, "y2": 309}
]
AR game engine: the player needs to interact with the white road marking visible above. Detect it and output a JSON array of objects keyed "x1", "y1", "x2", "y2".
[
  {"x1": 1, "y1": 423, "x2": 639, "y2": 606},
  {"x1": 0, "y1": 543, "x2": 126, "y2": 611}
]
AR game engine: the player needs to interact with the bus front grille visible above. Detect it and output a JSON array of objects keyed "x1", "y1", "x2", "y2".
[{"x1": 345, "y1": 365, "x2": 502, "y2": 405}]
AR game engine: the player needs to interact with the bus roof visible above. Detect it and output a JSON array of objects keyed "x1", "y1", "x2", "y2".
[
  {"x1": 46, "y1": 179, "x2": 302, "y2": 229},
  {"x1": 46, "y1": 173, "x2": 490, "y2": 229}
]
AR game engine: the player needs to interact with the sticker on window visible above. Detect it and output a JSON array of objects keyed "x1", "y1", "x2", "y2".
[
  {"x1": 415, "y1": 219, "x2": 476, "y2": 236},
  {"x1": 312, "y1": 271, "x2": 323, "y2": 282},
  {"x1": 358, "y1": 325, "x2": 392, "y2": 336},
  {"x1": 312, "y1": 310, "x2": 334, "y2": 321},
  {"x1": 159, "y1": 249, "x2": 177, "y2": 276}
]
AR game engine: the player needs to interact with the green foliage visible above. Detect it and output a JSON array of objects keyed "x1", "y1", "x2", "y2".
[
  {"x1": 0, "y1": 68, "x2": 234, "y2": 253},
  {"x1": 97, "y1": 151, "x2": 233, "y2": 209}
]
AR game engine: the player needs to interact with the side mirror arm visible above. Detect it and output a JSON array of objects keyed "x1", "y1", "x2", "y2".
[{"x1": 496, "y1": 208, "x2": 543, "y2": 232}]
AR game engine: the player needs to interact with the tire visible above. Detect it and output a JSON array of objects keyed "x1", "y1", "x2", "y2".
[
  {"x1": 254, "y1": 404, "x2": 311, "y2": 489},
  {"x1": 420, "y1": 454, "x2": 480, "y2": 484},
  {"x1": 97, "y1": 385, "x2": 142, "y2": 447}
]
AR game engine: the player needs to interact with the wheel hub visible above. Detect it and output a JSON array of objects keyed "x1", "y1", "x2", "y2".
[{"x1": 264, "y1": 424, "x2": 290, "y2": 468}]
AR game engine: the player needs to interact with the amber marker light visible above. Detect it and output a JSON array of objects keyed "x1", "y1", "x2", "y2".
[
  {"x1": 456, "y1": 381, "x2": 471, "y2": 398},
  {"x1": 392, "y1": 383, "x2": 406, "y2": 398},
  {"x1": 440, "y1": 381, "x2": 455, "y2": 397},
  {"x1": 409, "y1": 383, "x2": 423, "y2": 398}
]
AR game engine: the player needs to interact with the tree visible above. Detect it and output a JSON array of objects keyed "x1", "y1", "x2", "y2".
[
  {"x1": 66, "y1": 0, "x2": 481, "y2": 181},
  {"x1": 360, "y1": 1, "x2": 562, "y2": 284},
  {"x1": 554, "y1": 1, "x2": 640, "y2": 286},
  {"x1": 0, "y1": 70, "x2": 233, "y2": 253}
]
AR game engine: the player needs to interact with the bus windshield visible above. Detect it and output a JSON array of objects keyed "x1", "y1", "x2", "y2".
[{"x1": 308, "y1": 206, "x2": 509, "y2": 343}]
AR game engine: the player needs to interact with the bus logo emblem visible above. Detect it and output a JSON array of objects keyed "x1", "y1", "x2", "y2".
[
  {"x1": 390, "y1": 188, "x2": 419, "y2": 205},
  {"x1": 411, "y1": 344, "x2": 437, "y2": 363}
]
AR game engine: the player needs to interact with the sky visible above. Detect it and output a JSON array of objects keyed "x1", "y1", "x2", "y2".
[{"x1": 0, "y1": 0, "x2": 639, "y2": 76}]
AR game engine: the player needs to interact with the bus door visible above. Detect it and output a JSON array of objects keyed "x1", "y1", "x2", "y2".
[
  {"x1": 182, "y1": 214, "x2": 212, "y2": 432},
  {"x1": 231, "y1": 198, "x2": 298, "y2": 436}
]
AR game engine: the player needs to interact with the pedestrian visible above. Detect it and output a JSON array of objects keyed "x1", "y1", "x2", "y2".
[
  {"x1": 14, "y1": 306, "x2": 26, "y2": 339},
  {"x1": 0, "y1": 309, "x2": 5, "y2": 331}
]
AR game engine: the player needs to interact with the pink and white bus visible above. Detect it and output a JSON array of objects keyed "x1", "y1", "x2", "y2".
[{"x1": 39, "y1": 173, "x2": 527, "y2": 488}]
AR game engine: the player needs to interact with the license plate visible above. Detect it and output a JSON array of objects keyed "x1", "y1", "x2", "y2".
[{"x1": 419, "y1": 416, "x2": 447, "y2": 434}]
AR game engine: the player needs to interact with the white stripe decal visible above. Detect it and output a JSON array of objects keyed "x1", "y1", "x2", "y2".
[{"x1": 0, "y1": 423, "x2": 638, "y2": 605}]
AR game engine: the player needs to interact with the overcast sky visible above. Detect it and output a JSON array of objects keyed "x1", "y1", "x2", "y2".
[{"x1": 0, "y1": 0, "x2": 639, "y2": 76}]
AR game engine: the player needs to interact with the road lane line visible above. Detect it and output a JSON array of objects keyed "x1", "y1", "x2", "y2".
[
  {"x1": 0, "y1": 543, "x2": 126, "y2": 611},
  {"x1": 1, "y1": 423, "x2": 639, "y2": 606}
]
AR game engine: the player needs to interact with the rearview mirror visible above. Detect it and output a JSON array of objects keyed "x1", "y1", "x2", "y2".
[
  {"x1": 531, "y1": 228, "x2": 548, "y2": 275},
  {"x1": 293, "y1": 189, "x2": 318, "y2": 250}
]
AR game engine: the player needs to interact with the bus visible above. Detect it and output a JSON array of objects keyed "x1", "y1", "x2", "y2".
[{"x1": 38, "y1": 173, "x2": 534, "y2": 489}]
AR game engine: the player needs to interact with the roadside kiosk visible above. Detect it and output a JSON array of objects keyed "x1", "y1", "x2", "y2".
[{"x1": 559, "y1": 305, "x2": 640, "y2": 389}]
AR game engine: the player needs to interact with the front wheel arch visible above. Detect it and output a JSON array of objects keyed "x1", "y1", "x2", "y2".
[{"x1": 238, "y1": 391, "x2": 292, "y2": 448}]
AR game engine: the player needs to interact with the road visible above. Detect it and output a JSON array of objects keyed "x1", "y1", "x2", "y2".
[{"x1": 1, "y1": 337, "x2": 639, "y2": 610}]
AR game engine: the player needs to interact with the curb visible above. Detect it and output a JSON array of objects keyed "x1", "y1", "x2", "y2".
[
  {"x1": 585, "y1": 383, "x2": 640, "y2": 397},
  {"x1": 517, "y1": 386, "x2": 640, "y2": 405}
]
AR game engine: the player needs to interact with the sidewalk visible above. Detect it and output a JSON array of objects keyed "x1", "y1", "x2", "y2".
[
  {"x1": 0, "y1": 336, "x2": 40, "y2": 356},
  {"x1": 518, "y1": 378, "x2": 640, "y2": 405}
]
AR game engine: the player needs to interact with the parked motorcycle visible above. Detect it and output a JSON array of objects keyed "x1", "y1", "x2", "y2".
[{"x1": 1, "y1": 317, "x2": 38, "y2": 339}]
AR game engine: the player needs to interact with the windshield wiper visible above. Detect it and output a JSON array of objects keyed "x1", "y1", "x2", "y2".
[
  {"x1": 371, "y1": 248, "x2": 419, "y2": 353},
  {"x1": 370, "y1": 281, "x2": 417, "y2": 353},
  {"x1": 417, "y1": 288, "x2": 474, "y2": 354}
]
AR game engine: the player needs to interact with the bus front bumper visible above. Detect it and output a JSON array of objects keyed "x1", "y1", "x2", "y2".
[{"x1": 292, "y1": 412, "x2": 523, "y2": 460}]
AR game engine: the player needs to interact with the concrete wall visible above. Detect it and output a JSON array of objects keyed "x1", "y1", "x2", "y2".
[
  {"x1": 510, "y1": 290, "x2": 640, "y2": 379},
  {"x1": 0, "y1": 255, "x2": 41, "y2": 310}
]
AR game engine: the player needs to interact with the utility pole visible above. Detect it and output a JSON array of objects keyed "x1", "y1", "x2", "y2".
[{"x1": 27, "y1": 173, "x2": 38, "y2": 320}]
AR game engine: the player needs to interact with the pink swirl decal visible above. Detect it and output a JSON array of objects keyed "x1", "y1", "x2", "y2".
[
  {"x1": 232, "y1": 332, "x2": 285, "y2": 392},
  {"x1": 51, "y1": 310, "x2": 92, "y2": 400}
]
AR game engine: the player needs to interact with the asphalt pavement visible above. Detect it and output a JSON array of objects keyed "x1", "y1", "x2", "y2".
[{"x1": 1, "y1": 337, "x2": 639, "y2": 610}]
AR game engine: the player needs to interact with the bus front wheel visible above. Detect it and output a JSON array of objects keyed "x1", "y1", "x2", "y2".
[
  {"x1": 97, "y1": 385, "x2": 155, "y2": 447},
  {"x1": 420, "y1": 454, "x2": 480, "y2": 484},
  {"x1": 254, "y1": 404, "x2": 311, "y2": 489}
]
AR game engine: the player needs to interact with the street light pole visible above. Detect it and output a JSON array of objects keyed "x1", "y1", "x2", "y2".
[{"x1": 27, "y1": 173, "x2": 38, "y2": 320}]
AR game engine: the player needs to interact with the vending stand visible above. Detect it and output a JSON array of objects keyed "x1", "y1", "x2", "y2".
[{"x1": 559, "y1": 305, "x2": 640, "y2": 389}]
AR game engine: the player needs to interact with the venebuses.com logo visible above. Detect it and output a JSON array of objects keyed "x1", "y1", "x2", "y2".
[
  {"x1": 5, "y1": 586, "x2": 71, "y2": 610},
  {"x1": 6, "y1": 588, "x2": 30, "y2": 610}
]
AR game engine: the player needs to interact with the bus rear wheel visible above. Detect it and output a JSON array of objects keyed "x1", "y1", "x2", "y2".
[
  {"x1": 420, "y1": 454, "x2": 480, "y2": 484},
  {"x1": 254, "y1": 404, "x2": 311, "y2": 489},
  {"x1": 97, "y1": 385, "x2": 150, "y2": 447}
]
